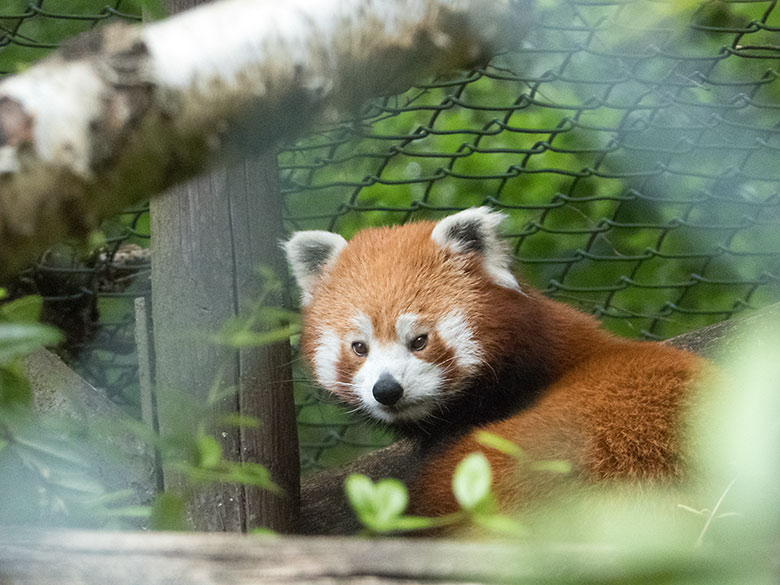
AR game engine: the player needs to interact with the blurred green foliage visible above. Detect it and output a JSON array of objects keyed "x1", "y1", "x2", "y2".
[{"x1": 0, "y1": 290, "x2": 123, "y2": 527}]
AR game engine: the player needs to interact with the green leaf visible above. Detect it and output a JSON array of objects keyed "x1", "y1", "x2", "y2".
[
  {"x1": 219, "y1": 413, "x2": 261, "y2": 429},
  {"x1": 0, "y1": 323, "x2": 63, "y2": 363},
  {"x1": 196, "y1": 435, "x2": 222, "y2": 469},
  {"x1": 373, "y1": 479, "x2": 409, "y2": 529},
  {"x1": 150, "y1": 493, "x2": 187, "y2": 531},
  {"x1": 472, "y1": 513, "x2": 529, "y2": 537},
  {"x1": 170, "y1": 461, "x2": 280, "y2": 493},
  {"x1": 85, "y1": 230, "x2": 106, "y2": 253},
  {"x1": 345, "y1": 475, "x2": 410, "y2": 532},
  {"x1": 0, "y1": 366, "x2": 32, "y2": 407},
  {"x1": 90, "y1": 489, "x2": 137, "y2": 506},
  {"x1": 475, "y1": 431, "x2": 525, "y2": 459},
  {"x1": 207, "y1": 383, "x2": 238, "y2": 405},
  {"x1": 210, "y1": 326, "x2": 297, "y2": 348},
  {"x1": 453, "y1": 453, "x2": 493, "y2": 512},
  {"x1": 13, "y1": 435, "x2": 91, "y2": 468},
  {"x1": 225, "y1": 463, "x2": 280, "y2": 493},
  {"x1": 48, "y1": 473, "x2": 105, "y2": 495},
  {"x1": 345, "y1": 474, "x2": 376, "y2": 516},
  {"x1": 101, "y1": 506, "x2": 152, "y2": 519},
  {"x1": 0, "y1": 295, "x2": 43, "y2": 323}
]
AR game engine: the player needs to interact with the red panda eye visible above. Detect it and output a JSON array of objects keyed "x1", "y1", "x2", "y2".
[
  {"x1": 409, "y1": 334, "x2": 428, "y2": 352},
  {"x1": 352, "y1": 341, "x2": 368, "y2": 357}
]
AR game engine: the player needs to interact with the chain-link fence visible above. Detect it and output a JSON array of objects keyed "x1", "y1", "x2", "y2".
[{"x1": 2, "y1": 0, "x2": 778, "y2": 470}]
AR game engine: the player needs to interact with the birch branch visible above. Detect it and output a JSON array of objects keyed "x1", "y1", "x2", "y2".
[{"x1": 0, "y1": 0, "x2": 526, "y2": 279}]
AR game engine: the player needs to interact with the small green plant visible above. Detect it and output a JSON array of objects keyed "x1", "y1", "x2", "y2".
[
  {"x1": 345, "y1": 451, "x2": 529, "y2": 536},
  {"x1": 209, "y1": 267, "x2": 300, "y2": 353}
]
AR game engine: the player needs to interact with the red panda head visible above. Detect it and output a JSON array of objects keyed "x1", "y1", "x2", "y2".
[{"x1": 285, "y1": 208, "x2": 531, "y2": 426}]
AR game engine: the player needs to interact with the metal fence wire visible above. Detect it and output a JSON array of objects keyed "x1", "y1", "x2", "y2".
[{"x1": 2, "y1": 1, "x2": 779, "y2": 470}]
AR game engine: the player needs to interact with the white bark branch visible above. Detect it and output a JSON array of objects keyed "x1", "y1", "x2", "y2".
[{"x1": 0, "y1": 0, "x2": 526, "y2": 278}]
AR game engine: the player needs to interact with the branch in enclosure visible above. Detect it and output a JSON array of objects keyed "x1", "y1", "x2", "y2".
[{"x1": 0, "y1": 0, "x2": 527, "y2": 279}]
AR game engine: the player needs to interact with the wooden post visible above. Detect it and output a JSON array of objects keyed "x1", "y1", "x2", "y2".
[
  {"x1": 151, "y1": 153, "x2": 299, "y2": 532},
  {"x1": 150, "y1": 0, "x2": 299, "y2": 531}
]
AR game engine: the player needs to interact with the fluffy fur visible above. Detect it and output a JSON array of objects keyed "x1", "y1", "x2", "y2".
[{"x1": 285, "y1": 208, "x2": 704, "y2": 520}]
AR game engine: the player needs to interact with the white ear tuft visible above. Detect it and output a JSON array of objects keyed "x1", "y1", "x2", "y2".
[
  {"x1": 283, "y1": 231, "x2": 347, "y2": 305},
  {"x1": 431, "y1": 207, "x2": 521, "y2": 292}
]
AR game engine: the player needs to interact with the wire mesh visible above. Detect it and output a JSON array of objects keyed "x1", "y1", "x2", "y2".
[{"x1": 1, "y1": 0, "x2": 778, "y2": 471}]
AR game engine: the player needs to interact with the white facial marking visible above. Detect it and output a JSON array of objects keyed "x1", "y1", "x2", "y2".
[
  {"x1": 436, "y1": 309, "x2": 483, "y2": 371},
  {"x1": 395, "y1": 313, "x2": 421, "y2": 343},
  {"x1": 313, "y1": 329, "x2": 340, "y2": 390},
  {"x1": 352, "y1": 341, "x2": 442, "y2": 424},
  {"x1": 351, "y1": 312, "x2": 374, "y2": 341}
]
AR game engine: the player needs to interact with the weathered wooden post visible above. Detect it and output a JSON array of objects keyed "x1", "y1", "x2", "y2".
[{"x1": 149, "y1": 0, "x2": 300, "y2": 532}]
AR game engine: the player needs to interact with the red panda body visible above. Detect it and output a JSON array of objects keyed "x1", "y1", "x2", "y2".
[{"x1": 285, "y1": 208, "x2": 703, "y2": 521}]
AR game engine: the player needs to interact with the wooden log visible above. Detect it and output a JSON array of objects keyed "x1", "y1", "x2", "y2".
[
  {"x1": 20, "y1": 348, "x2": 157, "y2": 510},
  {"x1": 0, "y1": 528, "x2": 750, "y2": 585},
  {"x1": 661, "y1": 303, "x2": 780, "y2": 359},
  {"x1": 134, "y1": 296, "x2": 157, "y2": 432}
]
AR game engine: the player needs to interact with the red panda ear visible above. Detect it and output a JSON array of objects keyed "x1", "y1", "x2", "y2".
[
  {"x1": 283, "y1": 231, "x2": 347, "y2": 305},
  {"x1": 431, "y1": 207, "x2": 521, "y2": 292}
]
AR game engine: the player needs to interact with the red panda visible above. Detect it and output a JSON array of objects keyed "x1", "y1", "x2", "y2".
[{"x1": 285, "y1": 208, "x2": 704, "y2": 521}]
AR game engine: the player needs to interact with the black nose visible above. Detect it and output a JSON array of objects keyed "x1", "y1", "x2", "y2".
[{"x1": 372, "y1": 374, "x2": 403, "y2": 406}]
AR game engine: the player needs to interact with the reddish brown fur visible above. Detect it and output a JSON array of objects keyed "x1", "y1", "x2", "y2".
[
  {"x1": 407, "y1": 341, "x2": 701, "y2": 518},
  {"x1": 299, "y1": 218, "x2": 704, "y2": 519}
]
